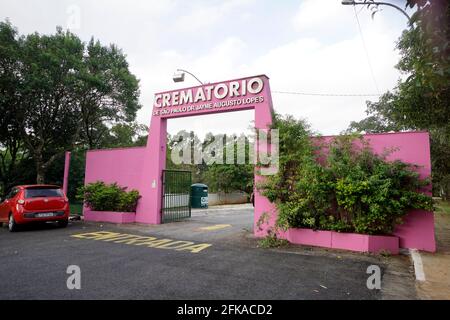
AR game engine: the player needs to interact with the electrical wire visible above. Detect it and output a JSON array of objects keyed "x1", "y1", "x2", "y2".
[
  {"x1": 270, "y1": 6, "x2": 384, "y2": 99},
  {"x1": 272, "y1": 90, "x2": 381, "y2": 97},
  {"x1": 353, "y1": 4, "x2": 380, "y2": 94}
]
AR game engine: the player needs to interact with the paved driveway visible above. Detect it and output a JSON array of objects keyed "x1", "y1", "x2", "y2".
[{"x1": 0, "y1": 205, "x2": 413, "y2": 300}]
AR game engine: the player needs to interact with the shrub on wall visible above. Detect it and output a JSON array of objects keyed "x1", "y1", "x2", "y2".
[
  {"x1": 77, "y1": 181, "x2": 140, "y2": 212},
  {"x1": 259, "y1": 114, "x2": 433, "y2": 235}
]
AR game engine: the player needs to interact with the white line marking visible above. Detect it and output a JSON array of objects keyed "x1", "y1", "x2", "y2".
[
  {"x1": 198, "y1": 224, "x2": 232, "y2": 231},
  {"x1": 410, "y1": 249, "x2": 426, "y2": 282}
]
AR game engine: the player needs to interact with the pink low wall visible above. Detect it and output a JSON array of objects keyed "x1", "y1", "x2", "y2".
[
  {"x1": 257, "y1": 131, "x2": 435, "y2": 253},
  {"x1": 285, "y1": 228, "x2": 399, "y2": 254},
  {"x1": 84, "y1": 209, "x2": 136, "y2": 224}
]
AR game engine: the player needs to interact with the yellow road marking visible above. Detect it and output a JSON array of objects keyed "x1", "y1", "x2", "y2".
[
  {"x1": 198, "y1": 224, "x2": 231, "y2": 231},
  {"x1": 71, "y1": 231, "x2": 211, "y2": 253}
]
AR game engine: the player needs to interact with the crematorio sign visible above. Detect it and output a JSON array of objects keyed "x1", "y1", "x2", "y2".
[{"x1": 152, "y1": 76, "x2": 266, "y2": 117}]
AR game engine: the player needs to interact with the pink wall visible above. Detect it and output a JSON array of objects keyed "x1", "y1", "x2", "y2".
[
  {"x1": 84, "y1": 209, "x2": 136, "y2": 224},
  {"x1": 84, "y1": 146, "x2": 146, "y2": 191},
  {"x1": 258, "y1": 131, "x2": 435, "y2": 252},
  {"x1": 63, "y1": 151, "x2": 71, "y2": 195},
  {"x1": 356, "y1": 132, "x2": 435, "y2": 251}
]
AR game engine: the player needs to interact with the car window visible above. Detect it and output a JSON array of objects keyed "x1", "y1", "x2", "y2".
[
  {"x1": 10, "y1": 188, "x2": 19, "y2": 198},
  {"x1": 5, "y1": 188, "x2": 17, "y2": 199},
  {"x1": 24, "y1": 188, "x2": 63, "y2": 198},
  {"x1": 3, "y1": 190, "x2": 11, "y2": 199}
]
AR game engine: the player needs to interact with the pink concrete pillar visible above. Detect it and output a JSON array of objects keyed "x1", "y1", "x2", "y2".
[
  {"x1": 135, "y1": 75, "x2": 275, "y2": 225},
  {"x1": 253, "y1": 79, "x2": 278, "y2": 236},
  {"x1": 63, "y1": 151, "x2": 71, "y2": 195},
  {"x1": 135, "y1": 115, "x2": 167, "y2": 224}
]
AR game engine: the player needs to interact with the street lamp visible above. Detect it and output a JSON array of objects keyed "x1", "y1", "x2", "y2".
[
  {"x1": 341, "y1": 0, "x2": 412, "y2": 24},
  {"x1": 172, "y1": 69, "x2": 204, "y2": 85}
]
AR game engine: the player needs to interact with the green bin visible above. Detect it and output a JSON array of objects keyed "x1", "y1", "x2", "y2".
[{"x1": 191, "y1": 183, "x2": 208, "y2": 208}]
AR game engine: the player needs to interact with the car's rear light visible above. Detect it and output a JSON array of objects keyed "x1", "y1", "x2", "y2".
[
  {"x1": 17, "y1": 199, "x2": 25, "y2": 205},
  {"x1": 64, "y1": 197, "x2": 69, "y2": 203}
]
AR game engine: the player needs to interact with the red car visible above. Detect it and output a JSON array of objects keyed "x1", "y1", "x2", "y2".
[{"x1": 0, "y1": 185, "x2": 70, "y2": 232}]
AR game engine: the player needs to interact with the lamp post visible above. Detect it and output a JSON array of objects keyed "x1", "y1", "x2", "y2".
[
  {"x1": 172, "y1": 69, "x2": 204, "y2": 85},
  {"x1": 341, "y1": 0, "x2": 412, "y2": 24}
]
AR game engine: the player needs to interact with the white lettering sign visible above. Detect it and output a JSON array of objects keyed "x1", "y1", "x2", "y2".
[{"x1": 153, "y1": 77, "x2": 264, "y2": 109}]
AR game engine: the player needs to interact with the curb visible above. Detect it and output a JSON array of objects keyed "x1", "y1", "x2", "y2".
[{"x1": 409, "y1": 248, "x2": 426, "y2": 282}]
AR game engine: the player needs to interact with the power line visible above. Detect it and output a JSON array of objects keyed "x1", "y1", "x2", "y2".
[
  {"x1": 353, "y1": 5, "x2": 380, "y2": 94},
  {"x1": 272, "y1": 90, "x2": 381, "y2": 97}
]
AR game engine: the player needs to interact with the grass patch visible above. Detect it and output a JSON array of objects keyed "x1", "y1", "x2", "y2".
[
  {"x1": 434, "y1": 199, "x2": 450, "y2": 215},
  {"x1": 70, "y1": 202, "x2": 83, "y2": 216},
  {"x1": 258, "y1": 234, "x2": 289, "y2": 248}
]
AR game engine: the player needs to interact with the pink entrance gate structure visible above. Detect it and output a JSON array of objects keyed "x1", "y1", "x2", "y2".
[
  {"x1": 84, "y1": 75, "x2": 275, "y2": 225},
  {"x1": 83, "y1": 74, "x2": 436, "y2": 253},
  {"x1": 137, "y1": 75, "x2": 274, "y2": 225}
]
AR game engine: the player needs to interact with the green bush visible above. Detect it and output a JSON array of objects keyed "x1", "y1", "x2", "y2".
[
  {"x1": 76, "y1": 181, "x2": 141, "y2": 212},
  {"x1": 259, "y1": 114, "x2": 433, "y2": 235},
  {"x1": 258, "y1": 233, "x2": 289, "y2": 248}
]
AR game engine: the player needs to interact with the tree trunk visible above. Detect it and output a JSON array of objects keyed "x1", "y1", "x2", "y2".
[
  {"x1": 35, "y1": 163, "x2": 46, "y2": 184},
  {"x1": 35, "y1": 151, "x2": 62, "y2": 185}
]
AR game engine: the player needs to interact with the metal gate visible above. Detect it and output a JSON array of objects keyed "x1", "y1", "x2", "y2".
[{"x1": 161, "y1": 170, "x2": 192, "y2": 223}]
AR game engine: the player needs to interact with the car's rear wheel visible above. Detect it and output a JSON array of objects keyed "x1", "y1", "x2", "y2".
[
  {"x1": 8, "y1": 214, "x2": 18, "y2": 232},
  {"x1": 57, "y1": 219, "x2": 68, "y2": 228}
]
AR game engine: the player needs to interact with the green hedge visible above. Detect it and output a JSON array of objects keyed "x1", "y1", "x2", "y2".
[
  {"x1": 259, "y1": 114, "x2": 433, "y2": 235},
  {"x1": 76, "y1": 181, "x2": 140, "y2": 212}
]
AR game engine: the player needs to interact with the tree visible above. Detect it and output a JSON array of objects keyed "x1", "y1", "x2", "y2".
[
  {"x1": 166, "y1": 130, "x2": 207, "y2": 183},
  {"x1": 99, "y1": 122, "x2": 148, "y2": 148},
  {"x1": 203, "y1": 134, "x2": 254, "y2": 194},
  {"x1": 348, "y1": 0, "x2": 450, "y2": 199},
  {"x1": 79, "y1": 38, "x2": 141, "y2": 149},
  {"x1": 0, "y1": 21, "x2": 141, "y2": 184},
  {"x1": 17, "y1": 27, "x2": 85, "y2": 184},
  {"x1": 0, "y1": 21, "x2": 32, "y2": 193},
  {"x1": 165, "y1": 130, "x2": 254, "y2": 194}
]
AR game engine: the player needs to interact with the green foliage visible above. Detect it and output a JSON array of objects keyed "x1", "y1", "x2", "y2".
[
  {"x1": 260, "y1": 115, "x2": 433, "y2": 235},
  {"x1": 203, "y1": 134, "x2": 254, "y2": 194},
  {"x1": 434, "y1": 199, "x2": 450, "y2": 215},
  {"x1": 166, "y1": 131, "x2": 254, "y2": 195},
  {"x1": 348, "y1": 0, "x2": 450, "y2": 200},
  {"x1": 258, "y1": 233, "x2": 289, "y2": 249},
  {"x1": 69, "y1": 202, "x2": 83, "y2": 216},
  {"x1": 77, "y1": 181, "x2": 140, "y2": 212},
  {"x1": 260, "y1": 114, "x2": 313, "y2": 204},
  {"x1": 99, "y1": 122, "x2": 148, "y2": 148},
  {"x1": 0, "y1": 21, "x2": 141, "y2": 184}
]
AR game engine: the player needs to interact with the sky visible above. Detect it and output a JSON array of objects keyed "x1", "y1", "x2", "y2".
[{"x1": 0, "y1": 0, "x2": 414, "y2": 139}]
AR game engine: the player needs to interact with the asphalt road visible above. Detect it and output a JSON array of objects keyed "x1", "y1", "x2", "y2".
[{"x1": 0, "y1": 206, "x2": 383, "y2": 300}]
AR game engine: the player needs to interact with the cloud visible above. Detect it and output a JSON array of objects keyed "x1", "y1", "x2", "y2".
[
  {"x1": 0, "y1": 0, "x2": 408, "y2": 138},
  {"x1": 292, "y1": 0, "x2": 349, "y2": 32},
  {"x1": 133, "y1": 36, "x2": 253, "y2": 139},
  {"x1": 246, "y1": 25, "x2": 401, "y2": 134},
  {"x1": 172, "y1": 0, "x2": 255, "y2": 33}
]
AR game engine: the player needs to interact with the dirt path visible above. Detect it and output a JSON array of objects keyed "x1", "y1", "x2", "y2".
[{"x1": 416, "y1": 213, "x2": 450, "y2": 299}]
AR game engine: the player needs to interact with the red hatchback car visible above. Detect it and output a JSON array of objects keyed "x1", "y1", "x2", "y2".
[{"x1": 0, "y1": 185, "x2": 70, "y2": 232}]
